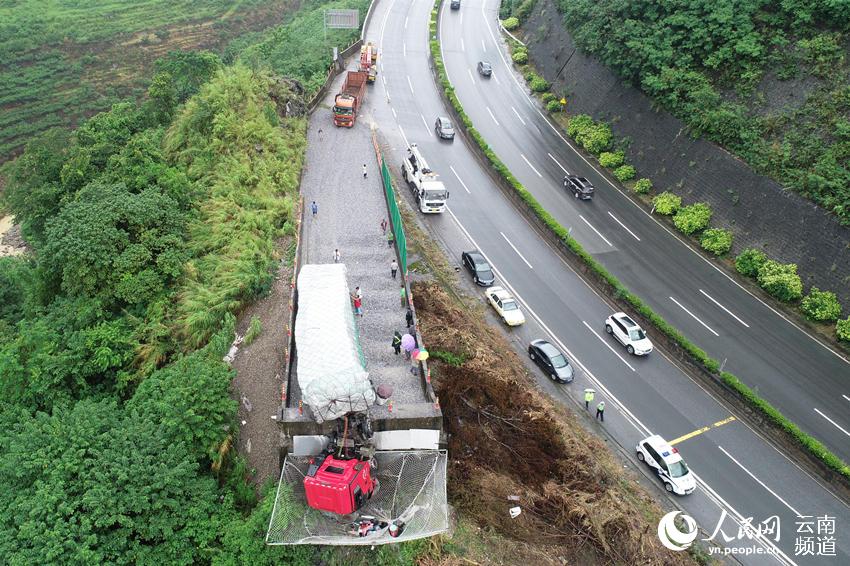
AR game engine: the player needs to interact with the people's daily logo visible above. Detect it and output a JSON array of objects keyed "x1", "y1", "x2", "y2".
[{"x1": 658, "y1": 511, "x2": 699, "y2": 551}]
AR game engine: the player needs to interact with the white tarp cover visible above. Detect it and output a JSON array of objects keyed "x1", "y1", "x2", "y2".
[{"x1": 296, "y1": 264, "x2": 375, "y2": 422}]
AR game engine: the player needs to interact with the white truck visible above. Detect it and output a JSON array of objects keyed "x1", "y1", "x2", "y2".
[{"x1": 401, "y1": 144, "x2": 449, "y2": 213}]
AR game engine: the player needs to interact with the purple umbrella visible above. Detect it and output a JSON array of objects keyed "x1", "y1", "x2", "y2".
[{"x1": 401, "y1": 333, "x2": 415, "y2": 351}]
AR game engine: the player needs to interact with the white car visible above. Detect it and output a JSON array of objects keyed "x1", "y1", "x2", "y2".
[
  {"x1": 485, "y1": 287, "x2": 525, "y2": 326},
  {"x1": 636, "y1": 435, "x2": 696, "y2": 495},
  {"x1": 605, "y1": 312, "x2": 653, "y2": 355}
]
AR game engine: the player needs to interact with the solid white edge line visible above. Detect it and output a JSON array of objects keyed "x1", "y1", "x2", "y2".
[
  {"x1": 486, "y1": 106, "x2": 500, "y2": 126},
  {"x1": 500, "y1": 232, "x2": 533, "y2": 269},
  {"x1": 718, "y1": 446, "x2": 803, "y2": 517},
  {"x1": 547, "y1": 152, "x2": 568, "y2": 174},
  {"x1": 479, "y1": 0, "x2": 848, "y2": 368},
  {"x1": 579, "y1": 215, "x2": 612, "y2": 247},
  {"x1": 511, "y1": 106, "x2": 527, "y2": 126},
  {"x1": 814, "y1": 409, "x2": 850, "y2": 438},
  {"x1": 520, "y1": 153, "x2": 542, "y2": 177},
  {"x1": 406, "y1": 75, "x2": 414, "y2": 94},
  {"x1": 669, "y1": 296, "x2": 720, "y2": 337},
  {"x1": 450, "y1": 165, "x2": 471, "y2": 194},
  {"x1": 699, "y1": 289, "x2": 750, "y2": 328},
  {"x1": 607, "y1": 211, "x2": 641, "y2": 242},
  {"x1": 582, "y1": 321, "x2": 636, "y2": 372},
  {"x1": 445, "y1": 8, "x2": 801, "y2": 561}
]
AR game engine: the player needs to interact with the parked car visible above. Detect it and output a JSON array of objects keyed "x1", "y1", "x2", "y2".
[
  {"x1": 461, "y1": 250, "x2": 495, "y2": 286},
  {"x1": 435, "y1": 116, "x2": 455, "y2": 140},
  {"x1": 528, "y1": 339, "x2": 574, "y2": 383},
  {"x1": 636, "y1": 435, "x2": 696, "y2": 495},
  {"x1": 564, "y1": 175, "x2": 594, "y2": 200},
  {"x1": 477, "y1": 61, "x2": 492, "y2": 77},
  {"x1": 605, "y1": 312, "x2": 653, "y2": 355},
  {"x1": 485, "y1": 286, "x2": 525, "y2": 326},
  {"x1": 450, "y1": 0, "x2": 461, "y2": 9}
]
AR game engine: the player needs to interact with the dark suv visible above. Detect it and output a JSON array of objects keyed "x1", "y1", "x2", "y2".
[
  {"x1": 450, "y1": 0, "x2": 461, "y2": 8},
  {"x1": 564, "y1": 175, "x2": 594, "y2": 200}
]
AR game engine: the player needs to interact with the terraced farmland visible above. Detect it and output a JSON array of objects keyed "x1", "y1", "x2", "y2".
[{"x1": 0, "y1": 0, "x2": 297, "y2": 162}]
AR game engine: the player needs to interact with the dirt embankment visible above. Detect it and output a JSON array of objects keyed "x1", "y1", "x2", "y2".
[{"x1": 413, "y1": 282, "x2": 696, "y2": 565}]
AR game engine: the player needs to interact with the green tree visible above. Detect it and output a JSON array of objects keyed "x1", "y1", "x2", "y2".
[
  {"x1": 155, "y1": 50, "x2": 223, "y2": 103},
  {"x1": 147, "y1": 71, "x2": 178, "y2": 124}
]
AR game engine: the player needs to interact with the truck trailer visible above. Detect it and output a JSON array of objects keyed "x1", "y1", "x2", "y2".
[{"x1": 333, "y1": 71, "x2": 368, "y2": 127}]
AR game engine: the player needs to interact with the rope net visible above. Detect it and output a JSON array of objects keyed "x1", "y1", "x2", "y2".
[{"x1": 266, "y1": 450, "x2": 448, "y2": 545}]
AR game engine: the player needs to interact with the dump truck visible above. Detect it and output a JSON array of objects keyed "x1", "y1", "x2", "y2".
[
  {"x1": 359, "y1": 42, "x2": 378, "y2": 83},
  {"x1": 333, "y1": 71, "x2": 368, "y2": 127},
  {"x1": 401, "y1": 144, "x2": 450, "y2": 213}
]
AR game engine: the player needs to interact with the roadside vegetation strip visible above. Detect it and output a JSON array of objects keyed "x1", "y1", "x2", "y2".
[{"x1": 429, "y1": 1, "x2": 850, "y2": 482}]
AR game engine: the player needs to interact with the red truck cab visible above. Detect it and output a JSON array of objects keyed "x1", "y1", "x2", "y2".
[{"x1": 304, "y1": 453, "x2": 375, "y2": 515}]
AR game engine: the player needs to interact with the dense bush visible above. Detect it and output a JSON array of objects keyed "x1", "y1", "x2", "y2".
[
  {"x1": 529, "y1": 75, "x2": 550, "y2": 92},
  {"x1": 546, "y1": 99, "x2": 562, "y2": 112},
  {"x1": 633, "y1": 178, "x2": 652, "y2": 194},
  {"x1": 700, "y1": 228, "x2": 733, "y2": 255},
  {"x1": 503, "y1": 16, "x2": 520, "y2": 31},
  {"x1": 837, "y1": 318, "x2": 850, "y2": 342},
  {"x1": 735, "y1": 248, "x2": 768, "y2": 277},
  {"x1": 652, "y1": 192, "x2": 681, "y2": 215},
  {"x1": 599, "y1": 150, "x2": 625, "y2": 168},
  {"x1": 512, "y1": 49, "x2": 529, "y2": 64},
  {"x1": 673, "y1": 202, "x2": 712, "y2": 234},
  {"x1": 757, "y1": 260, "x2": 803, "y2": 302},
  {"x1": 541, "y1": 92, "x2": 557, "y2": 103},
  {"x1": 613, "y1": 164, "x2": 636, "y2": 182},
  {"x1": 801, "y1": 288, "x2": 842, "y2": 322},
  {"x1": 567, "y1": 114, "x2": 612, "y2": 155}
]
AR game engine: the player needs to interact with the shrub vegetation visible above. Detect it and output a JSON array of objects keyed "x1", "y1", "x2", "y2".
[
  {"x1": 673, "y1": 202, "x2": 712, "y2": 234},
  {"x1": 801, "y1": 288, "x2": 842, "y2": 322},
  {"x1": 735, "y1": 248, "x2": 768, "y2": 277},
  {"x1": 757, "y1": 260, "x2": 804, "y2": 302},
  {"x1": 837, "y1": 317, "x2": 850, "y2": 342},
  {"x1": 633, "y1": 178, "x2": 653, "y2": 194},
  {"x1": 599, "y1": 151, "x2": 625, "y2": 168},
  {"x1": 613, "y1": 164, "x2": 636, "y2": 182},
  {"x1": 700, "y1": 228, "x2": 733, "y2": 255},
  {"x1": 503, "y1": 16, "x2": 520, "y2": 31},
  {"x1": 652, "y1": 191, "x2": 682, "y2": 215}
]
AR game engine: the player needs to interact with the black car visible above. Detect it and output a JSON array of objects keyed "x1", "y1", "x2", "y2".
[
  {"x1": 564, "y1": 175, "x2": 594, "y2": 200},
  {"x1": 528, "y1": 339, "x2": 574, "y2": 383},
  {"x1": 461, "y1": 250, "x2": 495, "y2": 286},
  {"x1": 450, "y1": 0, "x2": 461, "y2": 8},
  {"x1": 477, "y1": 61, "x2": 492, "y2": 77},
  {"x1": 435, "y1": 116, "x2": 455, "y2": 140}
]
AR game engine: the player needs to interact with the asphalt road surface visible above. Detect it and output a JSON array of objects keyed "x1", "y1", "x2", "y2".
[
  {"x1": 348, "y1": 0, "x2": 850, "y2": 563},
  {"x1": 441, "y1": 0, "x2": 850, "y2": 465}
]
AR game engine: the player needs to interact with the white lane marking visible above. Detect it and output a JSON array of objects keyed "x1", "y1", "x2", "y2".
[
  {"x1": 719, "y1": 446, "x2": 803, "y2": 517},
  {"x1": 378, "y1": 0, "x2": 394, "y2": 46},
  {"x1": 421, "y1": 114, "x2": 432, "y2": 136},
  {"x1": 547, "y1": 152, "x2": 568, "y2": 174},
  {"x1": 403, "y1": 42, "x2": 407, "y2": 58},
  {"x1": 844, "y1": 395, "x2": 850, "y2": 402},
  {"x1": 579, "y1": 215, "x2": 612, "y2": 247},
  {"x1": 493, "y1": 73, "x2": 501, "y2": 85},
  {"x1": 583, "y1": 321, "x2": 636, "y2": 371},
  {"x1": 486, "y1": 106, "x2": 500, "y2": 126},
  {"x1": 467, "y1": 68, "x2": 475, "y2": 85},
  {"x1": 510, "y1": 106, "x2": 526, "y2": 125},
  {"x1": 480, "y1": 0, "x2": 848, "y2": 369},
  {"x1": 382, "y1": 74, "x2": 387, "y2": 86},
  {"x1": 520, "y1": 153, "x2": 542, "y2": 177},
  {"x1": 814, "y1": 408, "x2": 850, "y2": 438},
  {"x1": 404, "y1": 16, "x2": 408, "y2": 29},
  {"x1": 699, "y1": 289, "x2": 750, "y2": 328},
  {"x1": 459, "y1": 12, "x2": 463, "y2": 26},
  {"x1": 445, "y1": 197, "x2": 796, "y2": 562},
  {"x1": 450, "y1": 165, "x2": 471, "y2": 193},
  {"x1": 670, "y1": 296, "x2": 720, "y2": 337},
  {"x1": 407, "y1": 75, "x2": 414, "y2": 94},
  {"x1": 391, "y1": 107, "x2": 397, "y2": 119},
  {"x1": 460, "y1": 37, "x2": 465, "y2": 52},
  {"x1": 482, "y1": 38, "x2": 487, "y2": 52},
  {"x1": 500, "y1": 232, "x2": 533, "y2": 269},
  {"x1": 398, "y1": 124, "x2": 409, "y2": 148},
  {"x1": 607, "y1": 211, "x2": 641, "y2": 242}
]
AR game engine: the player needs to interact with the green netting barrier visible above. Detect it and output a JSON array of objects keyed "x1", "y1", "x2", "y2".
[{"x1": 381, "y1": 157, "x2": 407, "y2": 271}]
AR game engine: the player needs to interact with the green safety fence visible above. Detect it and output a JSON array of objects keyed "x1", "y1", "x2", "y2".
[{"x1": 381, "y1": 156, "x2": 407, "y2": 271}]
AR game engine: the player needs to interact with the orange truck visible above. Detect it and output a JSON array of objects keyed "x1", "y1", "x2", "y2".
[
  {"x1": 333, "y1": 71, "x2": 368, "y2": 127},
  {"x1": 359, "y1": 42, "x2": 378, "y2": 82}
]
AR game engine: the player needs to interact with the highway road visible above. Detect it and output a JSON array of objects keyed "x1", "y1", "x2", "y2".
[
  {"x1": 438, "y1": 0, "x2": 850, "y2": 465},
  {"x1": 355, "y1": 0, "x2": 850, "y2": 563}
]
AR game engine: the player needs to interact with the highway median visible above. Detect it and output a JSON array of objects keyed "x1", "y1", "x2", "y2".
[{"x1": 428, "y1": 0, "x2": 850, "y2": 491}]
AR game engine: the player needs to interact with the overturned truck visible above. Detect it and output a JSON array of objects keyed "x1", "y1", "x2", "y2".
[{"x1": 267, "y1": 264, "x2": 448, "y2": 545}]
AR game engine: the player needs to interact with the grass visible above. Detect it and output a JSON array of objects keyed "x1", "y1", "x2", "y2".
[{"x1": 0, "y1": 0, "x2": 297, "y2": 162}]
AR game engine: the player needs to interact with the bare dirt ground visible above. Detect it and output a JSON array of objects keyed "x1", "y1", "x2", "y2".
[
  {"x1": 413, "y1": 281, "x2": 699, "y2": 565},
  {"x1": 229, "y1": 237, "x2": 293, "y2": 488},
  {"x1": 0, "y1": 215, "x2": 26, "y2": 257}
]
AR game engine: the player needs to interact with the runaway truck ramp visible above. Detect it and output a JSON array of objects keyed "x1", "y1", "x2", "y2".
[
  {"x1": 266, "y1": 450, "x2": 449, "y2": 545},
  {"x1": 295, "y1": 264, "x2": 376, "y2": 422}
]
